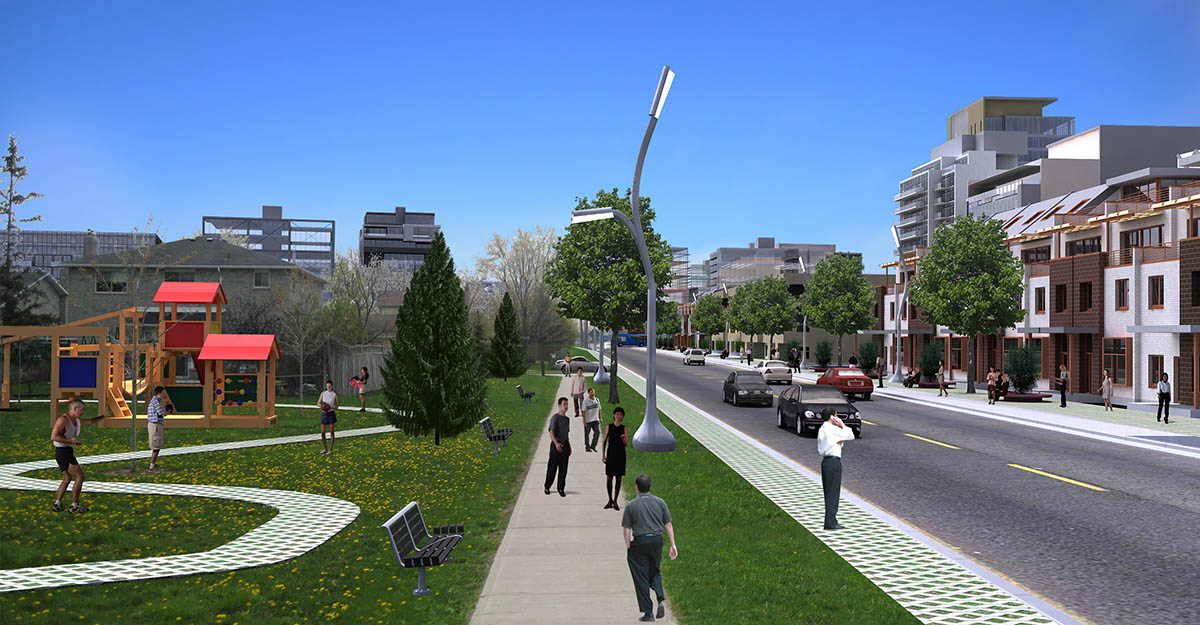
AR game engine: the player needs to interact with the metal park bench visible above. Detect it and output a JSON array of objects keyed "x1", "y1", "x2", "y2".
[
  {"x1": 382, "y1": 502, "x2": 465, "y2": 596},
  {"x1": 479, "y1": 416, "x2": 513, "y2": 454},
  {"x1": 516, "y1": 384, "x2": 536, "y2": 406}
]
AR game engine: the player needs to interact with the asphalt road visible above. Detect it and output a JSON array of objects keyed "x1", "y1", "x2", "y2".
[{"x1": 612, "y1": 348, "x2": 1200, "y2": 625}]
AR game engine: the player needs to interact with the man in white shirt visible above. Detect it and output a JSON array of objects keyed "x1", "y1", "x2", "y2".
[
  {"x1": 817, "y1": 407, "x2": 856, "y2": 530},
  {"x1": 582, "y1": 388, "x2": 602, "y2": 452}
]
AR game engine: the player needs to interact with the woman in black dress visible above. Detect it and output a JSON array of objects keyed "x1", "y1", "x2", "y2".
[{"x1": 602, "y1": 406, "x2": 628, "y2": 510}]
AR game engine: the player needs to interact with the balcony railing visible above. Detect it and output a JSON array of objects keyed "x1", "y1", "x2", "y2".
[
  {"x1": 1027, "y1": 263, "x2": 1049, "y2": 277},
  {"x1": 1141, "y1": 244, "x2": 1179, "y2": 263},
  {"x1": 893, "y1": 184, "x2": 927, "y2": 202}
]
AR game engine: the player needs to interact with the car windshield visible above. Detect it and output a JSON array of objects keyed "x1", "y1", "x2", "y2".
[{"x1": 803, "y1": 386, "x2": 847, "y2": 401}]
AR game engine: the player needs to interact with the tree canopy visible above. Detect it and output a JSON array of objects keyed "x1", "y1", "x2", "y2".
[
  {"x1": 910, "y1": 215, "x2": 1025, "y2": 393},
  {"x1": 1, "y1": 135, "x2": 53, "y2": 325},
  {"x1": 800, "y1": 253, "x2": 875, "y2": 364},
  {"x1": 729, "y1": 276, "x2": 797, "y2": 350},
  {"x1": 690, "y1": 294, "x2": 727, "y2": 346},
  {"x1": 382, "y1": 233, "x2": 487, "y2": 444}
]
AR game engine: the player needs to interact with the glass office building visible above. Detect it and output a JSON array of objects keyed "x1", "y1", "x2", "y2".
[{"x1": 0, "y1": 230, "x2": 162, "y2": 279}]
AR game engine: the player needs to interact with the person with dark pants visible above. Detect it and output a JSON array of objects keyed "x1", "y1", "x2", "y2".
[
  {"x1": 1157, "y1": 372, "x2": 1171, "y2": 424},
  {"x1": 582, "y1": 388, "x2": 602, "y2": 452},
  {"x1": 622, "y1": 474, "x2": 678, "y2": 622},
  {"x1": 876, "y1": 354, "x2": 886, "y2": 388},
  {"x1": 544, "y1": 397, "x2": 571, "y2": 496},
  {"x1": 1056, "y1": 364, "x2": 1069, "y2": 408},
  {"x1": 603, "y1": 406, "x2": 628, "y2": 510},
  {"x1": 817, "y1": 407, "x2": 855, "y2": 530}
]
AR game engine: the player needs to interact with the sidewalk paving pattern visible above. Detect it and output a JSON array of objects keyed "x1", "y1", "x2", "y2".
[
  {"x1": 0, "y1": 407, "x2": 394, "y2": 593},
  {"x1": 592, "y1": 348, "x2": 1074, "y2": 625},
  {"x1": 471, "y1": 377, "x2": 676, "y2": 625}
]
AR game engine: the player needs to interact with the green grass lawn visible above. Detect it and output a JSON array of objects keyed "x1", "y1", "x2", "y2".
[
  {"x1": 0, "y1": 371, "x2": 563, "y2": 625},
  {"x1": 590, "y1": 375, "x2": 921, "y2": 625}
]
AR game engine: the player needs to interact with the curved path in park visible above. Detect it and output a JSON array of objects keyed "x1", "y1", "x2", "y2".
[{"x1": 0, "y1": 406, "x2": 394, "y2": 593}]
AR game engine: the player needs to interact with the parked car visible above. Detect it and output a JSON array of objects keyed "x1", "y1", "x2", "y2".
[
  {"x1": 722, "y1": 371, "x2": 773, "y2": 407},
  {"x1": 816, "y1": 367, "x2": 873, "y2": 400},
  {"x1": 683, "y1": 348, "x2": 707, "y2": 366},
  {"x1": 753, "y1": 360, "x2": 793, "y2": 384},
  {"x1": 777, "y1": 384, "x2": 862, "y2": 438},
  {"x1": 555, "y1": 356, "x2": 608, "y2": 375}
]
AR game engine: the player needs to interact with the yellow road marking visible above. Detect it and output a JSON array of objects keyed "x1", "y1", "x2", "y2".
[
  {"x1": 1007, "y1": 464, "x2": 1107, "y2": 492},
  {"x1": 861, "y1": 419, "x2": 877, "y2": 426},
  {"x1": 903, "y1": 433, "x2": 960, "y2": 449}
]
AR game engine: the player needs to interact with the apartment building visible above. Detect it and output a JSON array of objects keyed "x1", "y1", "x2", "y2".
[
  {"x1": 0, "y1": 230, "x2": 162, "y2": 280},
  {"x1": 894, "y1": 97, "x2": 1075, "y2": 253},
  {"x1": 879, "y1": 153, "x2": 1200, "y2": 416},
  {"x1": 359, "y1": 207, "x2": 440, "y2": 270},
  {"x1": 667, "y1": 247, "x2": 690, "y2": 304},
  {"x1": 706, "y1": 238, "x2": 835, "y2": 288},
  {"x1": 202, "y1": 205, "x2": 335, "y2": 277}
]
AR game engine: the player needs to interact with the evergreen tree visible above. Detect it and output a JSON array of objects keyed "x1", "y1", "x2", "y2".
[
  {"x1": 382, "y1": 233, "x2": 487, "y2": 444},
  {"x1": 489, "y1": 291, "x2": 525, "y2": 380},
  {"x1": 1, "y1": 135, "x2": 54, "y2": 325}
]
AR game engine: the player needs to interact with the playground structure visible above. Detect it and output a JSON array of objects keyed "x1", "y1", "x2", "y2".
[{"x1": 0, "y1": 281, "x2": 279, "y2": 428}]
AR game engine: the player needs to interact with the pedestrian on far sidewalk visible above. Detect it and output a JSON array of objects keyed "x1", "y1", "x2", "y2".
[
  {"x1": 790, "y1": 346, "x2": 799, "y2": 369},
  {"x1": 995, "y1": 370, "x2": 1008, "y2": 402},
  {"x1": 937, "y1": 360, "x2": 948, "y2": 397},
  {"x1": 545, "y1": 397, "x2": 571, "y2": 496},
  {"x1": 876, "y1": 354, "x2": 886, "y2": 388},
  {"x1": 147, "y1": 386, "x2": 168, "y2": 470},
  {"x1": 582, "y1": 387, "x2": 601, "y2": 452},
  {"x1": 745, "y1": 348, "x2": 753, "y2": 366},
  {"x1": 770, "y1": 346, "x2": 778, "y2": 360},
  {"x1": 986, "y1": 367, "x2": 997, "y2": 404},
  {"x1": 1101, "y1": 369, "x2": 1113, "y2": 412},
  {"x1": 571, "y1": 369, "x2": 586, "y2": 418},
  {"x1": 1056, "y1": 364, "x2": 1069, "y2": 408},
  {"x1": 318, "y1": 380, "x2": 338, "y2": 455},
  {"x1": 622, "y1": 474, "x2": 678, "y2": 622},
  {"x1": 1157, "y1": 373, "x2": 1171, "y2": 424},
  {"x1": 848, "y1": 354, "x2": 858, "y2": 368},
  {"x1": 818, "y1": 407, "x2": 855, "y2": 530}
]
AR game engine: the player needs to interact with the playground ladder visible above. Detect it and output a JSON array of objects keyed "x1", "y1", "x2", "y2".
[{"x1": 106, "y1": 386, "x2": 132, "y2": 419}]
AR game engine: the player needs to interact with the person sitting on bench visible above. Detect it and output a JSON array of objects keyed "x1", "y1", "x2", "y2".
[{"x1": 903, "y1": 368, "x2": 920, "y2": 388}]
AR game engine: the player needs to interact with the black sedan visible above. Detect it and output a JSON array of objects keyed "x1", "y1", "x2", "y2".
[
  {"x1": 722, "y1": 371, "x2": 773, "y2": 407},
  {"x1": 777, "y1": 384, "x2": 862, "y2": 438}
]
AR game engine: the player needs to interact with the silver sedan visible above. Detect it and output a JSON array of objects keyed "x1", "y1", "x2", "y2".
[{"x1": 754, "y1": 360, "x2": 794, "y2": 384}]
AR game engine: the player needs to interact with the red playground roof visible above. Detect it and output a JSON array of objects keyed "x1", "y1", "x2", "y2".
[
  {"x1": 197, "y1": 334, "x2": 279, "y2": 361},
  {"x1": 152, "y1": 282, "x2": 228, "y2": 305}
]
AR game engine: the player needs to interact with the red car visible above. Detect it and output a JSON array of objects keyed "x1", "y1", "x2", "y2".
[{"x1": 816, "y1": 367, "x2": 873, "y2": 400}]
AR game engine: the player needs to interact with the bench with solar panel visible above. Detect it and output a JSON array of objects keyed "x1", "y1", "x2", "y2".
[
  {"x1": 479, "y1": 416, "x2": 513, "y2": 454},
  {"x1": 515, "y1": 384, "x2": 536, "y2": 406},
  {"x1": 382, "y1": 501, "x2": 465, "y2": 596}
]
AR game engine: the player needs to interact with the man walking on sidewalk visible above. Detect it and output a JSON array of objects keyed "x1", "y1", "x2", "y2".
[
  {"x1": 545, "y1": 397, "x2": 572, "y2": 497},
  {"x1": 622, "y1": 474, "x2": 678, "y2": 622},
  {"x1": 582, "y1": 387, "x2": 601, "y2": 452},
  {"x1": 1057, "y1": 364, "x2": 1069, "y2": 408},
  {"x1": 876, "y1": 354, "x2": 885, "y2": 388},
  {"x1": 818, "y1": 407, "x2": 855, "y2": 530},
  {"x1": 571, "y1": 369, "x2": 587, "y2": 417}
]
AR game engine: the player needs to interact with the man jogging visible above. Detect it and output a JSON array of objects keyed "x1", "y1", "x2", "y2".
[{"x1": 51, "y1": 398, "x2": 105, "y2": 513}]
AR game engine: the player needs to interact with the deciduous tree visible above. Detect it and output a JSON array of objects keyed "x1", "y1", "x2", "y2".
[
  {"x1": 800, "y1": 254, "x2": 874, "y2": 364},
  {"x1": 909, "y1": 215, "x2": 1026, "y2": 393},
  {"x1": 690, "y1": 294, "x2": 727, "y2": 349}
]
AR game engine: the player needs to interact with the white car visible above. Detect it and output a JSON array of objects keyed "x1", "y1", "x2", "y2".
[
  {"x1": 754, "y1": 360, "x2": 793, "y2": 384},
  {"x1": 683, "y1": 348, "x2": 707, "y2": 366}
]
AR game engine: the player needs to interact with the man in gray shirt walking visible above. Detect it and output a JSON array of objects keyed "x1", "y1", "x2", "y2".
[
  {"x1": 622, "y1": 474, "x2": 678, "y2": 622},
  {"x1": 544, "y1": 397, "x2": 571, "y2": 497}
]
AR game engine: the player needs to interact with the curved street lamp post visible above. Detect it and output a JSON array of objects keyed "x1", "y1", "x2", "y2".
[
  {"x1": 572, "y1": 65, "x2": 676, "y2": 452},
  {"x1": 889, "y1": 225, "x2": 909, "y2": 384}
]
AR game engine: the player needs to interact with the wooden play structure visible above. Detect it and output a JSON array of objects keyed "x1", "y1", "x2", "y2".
[{"x1": 0, "y1": 281, "x2": 279, "y2": 428}]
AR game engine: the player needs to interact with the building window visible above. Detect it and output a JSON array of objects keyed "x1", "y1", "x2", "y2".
[
  {"x1": 1035, "y1": 287, "x2": 1046, "y2": 314},
  {"x1": 1149, "y1": 275, "x2": 1164, "y2": 308},
  {"x1": 889, "y1": 302, "x2": 895, "y2": 321},
  {"x1": 1066, "y1": 237, "x2": 1101, "y2": 256},
  {"x1": 1192, "y1": 217, "x2": 1200, "y2": 238},
  {"x1": 951, "y1": 338, "x2": 963, "y2": 369},
  {"x1": 1022, "y1": 246, "x2": 1050, "y2": 264},
  {"x1": 1103, "y1": 338, "x2": 1129, "y2": 385},
  {"x1": 95, "y1": 270, "x2": 127, "y2": 293},
  {"x1": 164, "y1": 270, "x2": 195, "y2": 282},
  {"x1": 1120, "y1": 225, "x2": 1163, "y2": 249},
  {"x1": 1054, "y1": 284, "x2": 1067, "y2": 312},
  {"x1": 1116, "y1": 279, "x2": 1129, "y2": 310},
  {"x1": 1079, "y1": 282, "x2": 1093, "y2": 312},
  {"x1": 1193, "y1": 272, "x2": 1200, "y2": 307},
  {"x1": 254, "y1": 271, "x2": 270, "y2": 289},
  {"x1": 1149, "y1": 355, "x2": 1164, "y2": 388}
]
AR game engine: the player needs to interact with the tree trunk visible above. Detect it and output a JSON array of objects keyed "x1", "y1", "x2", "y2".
[
  {"x1": 129, "y1": 340, "x2": 138, "y2": 472},
  {"x1": 298, "y1": 343, "x2": 305, "y2": 411},
  {"x1": 966, "y1": 334, "x2": 976, "y2": 394},
  {"x1": 435, "y1": 426, "x2": 440, "y2": 445},
  {"x1": 608, "y1": 332, "x2": 620, "y2": 404},
  {"x1": 837, "y1": 335, "x2": 843, "y2": 366}
]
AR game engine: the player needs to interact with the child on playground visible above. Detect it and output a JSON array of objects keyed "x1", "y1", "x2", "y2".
[
  {"x1": 50, "y1": 398, "x2": 106, "y2": 513},
  {"x1": 318, "y1": 380, "x2": 338, "y2": 455}
]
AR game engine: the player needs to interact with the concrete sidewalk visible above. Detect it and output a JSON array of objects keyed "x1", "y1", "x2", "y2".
[{"x1": 470, "y1": 377, "x2": 676, "y2": 625}]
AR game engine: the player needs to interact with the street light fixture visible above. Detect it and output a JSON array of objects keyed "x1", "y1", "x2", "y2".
[
  {"x1": 797, "y1": 257, "x2": 808, "y2": 370},
  {"x1": 570, "y1": 65, "x2": 676, "y2": 452},
  {"x1": 889, "y1": 225, "x2": 909, "y2": 384}
]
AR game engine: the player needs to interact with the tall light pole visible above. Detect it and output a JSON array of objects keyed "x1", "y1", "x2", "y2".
[
  {"x1": 721, "y1": 282, "x2": 730, "y2": 354},
  {"x1": 889, "y1": 225, "x2": 909, "y2": 384},
  {"x1": 797, "y1": 257, "x2": 808, "y2": 370},
  {"x1": 571, "y1": 65, "x2": 676, "y2": 452}
]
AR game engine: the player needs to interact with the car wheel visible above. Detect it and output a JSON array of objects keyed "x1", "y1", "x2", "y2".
[
  {"x1": 732, "y1": 394, "x2": 740, "y2": 407},
  {"x1": 777, "y1": 410, "x2": 784, "y2": 428},
  {"x1": 795, "y1": 415, "x2": 804, "y2": 436},
  {"x1": 854, "y1": 427, "x2": 862, "y2": 439},
  {"x1": 864, "y1": 393, "x2": 872, "y2": 401}
]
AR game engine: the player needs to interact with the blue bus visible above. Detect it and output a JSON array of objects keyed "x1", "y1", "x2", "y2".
[{"x1": 615, "y1": 333, "x2": 647, "y2": 347}]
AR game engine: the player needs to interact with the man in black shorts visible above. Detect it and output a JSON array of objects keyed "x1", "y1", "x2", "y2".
[{"x1": 51, "y1": 398, "x2": 106, "y2": 513}]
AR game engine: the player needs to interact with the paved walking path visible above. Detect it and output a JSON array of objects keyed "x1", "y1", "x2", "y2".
[
  {"x1": 637, "y1": 348, "x2": 1200, "y2": 458},
  {"x1": 586, "y1": 348, "x2": 1077, "y2": 625},
  {"x1": 470, "y1": 377, "x2": 676, "y2": 625},
  {"x1": 0, "y1": 417, "x2": 395, "y2": 593}
]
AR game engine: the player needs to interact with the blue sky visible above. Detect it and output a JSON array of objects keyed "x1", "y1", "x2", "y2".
[{"x1": 6, "y1": 0, "x2": 1199, "y2": 274}]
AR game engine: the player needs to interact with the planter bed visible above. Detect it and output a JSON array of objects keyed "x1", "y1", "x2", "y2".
[
  {"x1": 1001, "y1": 392, "x2": 1052, "y2": 402},
  {"x1": 916, "y1": 381, "x2": 956, "y2": 389}
]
